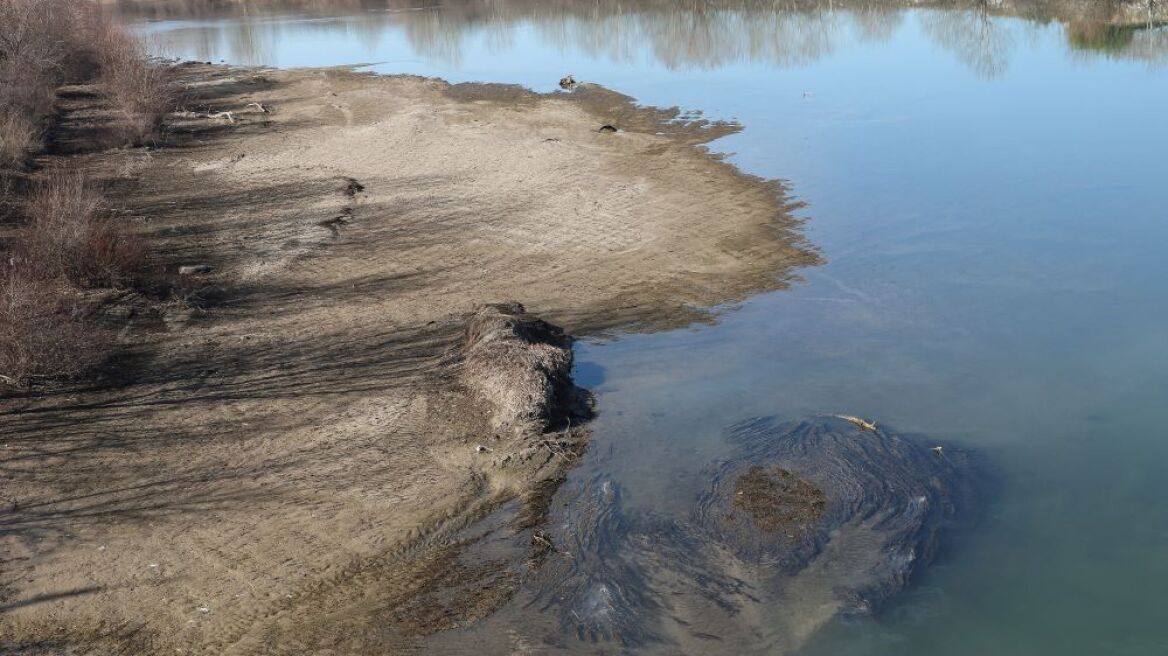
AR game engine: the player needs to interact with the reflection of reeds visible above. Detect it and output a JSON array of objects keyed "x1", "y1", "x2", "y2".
[{"x1": 1068, "y1": 20, "x2": 1168, "y2": 62}]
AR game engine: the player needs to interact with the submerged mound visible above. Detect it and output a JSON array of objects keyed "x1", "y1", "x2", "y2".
[
  {"x1": 462, "y1": 302, "x2": 576, "y2": 433},
  {"x1": 431, "y1": 416, "x2": 976, "y2": 652},
  {"x1": 697, "y1": 416, "x2": 974, "y2": 612}
]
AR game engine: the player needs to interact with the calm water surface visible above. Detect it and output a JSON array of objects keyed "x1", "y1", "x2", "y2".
[{"x1": 129, "y1": 3, "x2": 1168, "y2": 654}]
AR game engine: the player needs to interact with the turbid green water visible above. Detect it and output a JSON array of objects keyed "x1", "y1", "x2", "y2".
[{"x1": 127, "y1": 2, "x2": 1168, "y2": 653}]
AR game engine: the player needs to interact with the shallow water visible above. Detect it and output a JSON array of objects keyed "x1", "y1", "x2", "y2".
[{"x1": 126, "y1": 2, "x2": 1168, "y2": 653}]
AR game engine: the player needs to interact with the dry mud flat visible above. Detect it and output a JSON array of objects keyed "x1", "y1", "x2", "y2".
[{"x1": 0, "y1": 65, "x2": 818, "y2": 654}]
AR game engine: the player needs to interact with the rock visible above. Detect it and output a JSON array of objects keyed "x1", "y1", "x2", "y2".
[
  {"x1": 559, "y1": 74, "x2": 577, "y2": 90},
  {"x1": 178, "y1": 264, "x2": 213, "y2": 275}
]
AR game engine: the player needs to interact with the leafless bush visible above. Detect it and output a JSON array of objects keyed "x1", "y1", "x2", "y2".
[
  {"x1": 0, "y1": 0, "x2": 171, "y2": 158},
  {"x1": 0, "y1": 264, "x2": 98, "y2": 386},
  {"x1": 96, "y1": 27, "x2": 176, "y2": 146},
  {"x1": 25, "y1": 171, "x2": 145, "y2": 287},
  {"x1": 0, "y1": 0, "x2": 100, "y2": 166},
  {"x1": 0, "y1": 2, "x2": 160, "y2": 388}
]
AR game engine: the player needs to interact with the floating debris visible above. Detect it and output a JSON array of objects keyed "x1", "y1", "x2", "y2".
[{"x1": 833, "y1": 414, "x2": 878, "y2": 432}]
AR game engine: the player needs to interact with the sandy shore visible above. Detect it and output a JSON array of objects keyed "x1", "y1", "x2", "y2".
[{"x1": 1, "y1": 65, "x2": 817, "y2": 653}]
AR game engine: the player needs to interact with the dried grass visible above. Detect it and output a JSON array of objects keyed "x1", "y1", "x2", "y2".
[
  {"x1": 462, "y1": 303, "x2": 574, "y2": 434},
  {"x1": 0, "y1": 1, "x2": 159, "y2": 387},
  {"x1": 0, "y1": 0, "x2": 100, "y2": 167},
  {"x1": 0, "y1": 0, "x2": 173, "y2": 159},
  {"x1": 0, "y1": 113, "x2": 40, "y2": 170},
  {"x1": 0, "y1": 264, "x2": 99, "y2": 385},
  {"x1": 24, "y1": 171, "x2": 145, "y2": 287},
  {"x1": 96, "y1": 26, "x2": 176, "y2": 146}
]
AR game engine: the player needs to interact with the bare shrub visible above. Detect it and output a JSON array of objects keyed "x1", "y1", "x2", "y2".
[
  {"x1": 0, "y1": 1, "x2": 156, "y2": 388},
  {"x1": 0, "y1": 264, "x2": 97, "y2": 386},
  {"x1": 96, "y1": 27, "x2": 175, "y2": 146},
  {"x1": 0, "y1": 0, "x2": 171, "y2": 155},
  {"x1": 0, "y1": 0, "x2": 100, "y2": 166},
  {"x1": 25, "y1": 171, "x2": 145, "y2": 287}
]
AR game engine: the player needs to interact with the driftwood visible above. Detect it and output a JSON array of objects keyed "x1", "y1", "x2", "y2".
[
  {"x1": 833, "y1": 413, "x2": 877, "y2": 431},
  {"x1": 175, "y1": 110, "x2": 235, "y2": 123},
  {"x1": 174, "y1": 101, "x2": 272, "y2": 124}
]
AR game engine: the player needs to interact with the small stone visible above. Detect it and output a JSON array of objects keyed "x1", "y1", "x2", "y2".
[
  {"x1": 475, "y1": 445, "x2": 490, "y2": 453},
  {"x1": 178, "y1": 264, "x2": 213, "y2": 275}
]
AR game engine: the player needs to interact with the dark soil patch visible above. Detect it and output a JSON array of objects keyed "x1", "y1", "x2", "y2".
[{"x1": 731, "y1": 465, "x2": 825, "y2": 535}]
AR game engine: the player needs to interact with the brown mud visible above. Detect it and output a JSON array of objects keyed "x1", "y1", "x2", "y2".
[{"x1": 0, "y1": 64, "x2": 817, "y2": 654}]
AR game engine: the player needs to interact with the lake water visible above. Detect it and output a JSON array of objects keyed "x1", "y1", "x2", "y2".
[{"x1": 124, "y1": 2, "x2": 1168, "y2": 654}]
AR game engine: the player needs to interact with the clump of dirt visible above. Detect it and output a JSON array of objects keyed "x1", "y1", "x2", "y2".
[
  {"x1": 731, "y1": 465, "x2": 825, "y2": 534},
  {"x1": 462, "y1": 302, "x2": 575, "y2": 434}
]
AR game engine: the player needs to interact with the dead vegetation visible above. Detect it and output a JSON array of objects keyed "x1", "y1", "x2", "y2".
[
  {"x1": 731, "y1": 466, "x2": 826, "y2": 534},
  {"x1": 95, "y1": 24, "x2": 176, "y2": 145},
  {"x1": 0, "y1": 267, "x2": 99, "y2": 386},
  {"x1": 0, "y1": 0, "x2": 174, "y2": 388},
  {"x1": 23, "y1": 171, "x2": 145, "y2": 288},
  {"x1": 0, "y1": 0, "x2": 95, "y2": 168},
  {"x1": 0, "y1": 170, "x2": 137, "y2": 385},
  {"x1": 462, "y1": 302, "x2": 576, "y2": 434}
]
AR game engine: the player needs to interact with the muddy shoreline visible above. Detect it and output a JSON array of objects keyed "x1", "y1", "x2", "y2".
[{"x1": 1, "y1": 64, "x2": 818, "y2": 653}]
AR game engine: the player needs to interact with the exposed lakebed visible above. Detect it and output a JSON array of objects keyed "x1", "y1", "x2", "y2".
[{"x1": 121, "y1": 1, "x2": 1168, "y2": 654}]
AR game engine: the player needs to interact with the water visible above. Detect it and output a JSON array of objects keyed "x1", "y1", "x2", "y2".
[{"x1": 123, "y1": 2, "x2": 1168, "y2": 653}]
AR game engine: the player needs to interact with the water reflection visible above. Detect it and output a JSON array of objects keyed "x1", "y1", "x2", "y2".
[
  {"x1": 919, "y1": 5, "x2": 1015, "y2": 78},
  {"x1": 115, "y1": 0, "x2": 1168, "y2": 76}
]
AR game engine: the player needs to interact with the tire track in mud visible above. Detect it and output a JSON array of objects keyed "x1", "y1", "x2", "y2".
[{"x1": 211, "y1": 486, "x2": 499, "y2": 655}]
